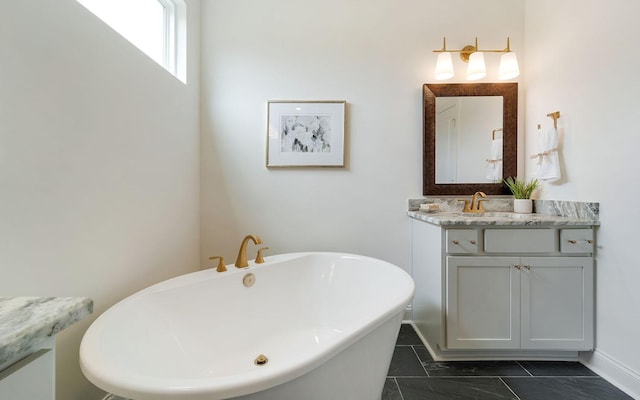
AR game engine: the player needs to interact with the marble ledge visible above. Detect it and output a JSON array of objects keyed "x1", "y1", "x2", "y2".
[
  {"x1": 0, "y1": 297, "x2": 93, "y2": 367},
  {"x1": 408, "y1": 198, "x2": 600, "y2": 227}
]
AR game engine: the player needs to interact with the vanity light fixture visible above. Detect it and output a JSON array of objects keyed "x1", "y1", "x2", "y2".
[
  {"x1": 433, "y1": 37, "x2": 519, "y2": 81},
  {"x1": 466, "y1": 51, "x2": 487, "y2": 80},
  {"x1": 434, "y1": 51, "x2": 454, "y2": 80}
]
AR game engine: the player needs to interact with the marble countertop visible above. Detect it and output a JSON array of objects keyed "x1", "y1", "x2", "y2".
[
  {"x1": 0, "y1": 297, "x2": 93, "y2": 367},
  {"x1": 408, "y1": 198, "x2": 600, "y2": 227},
  {"x1": 408, "y1": 210, "x2": 600, "y2": 226}
]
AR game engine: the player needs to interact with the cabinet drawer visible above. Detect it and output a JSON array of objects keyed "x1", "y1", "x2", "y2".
[
  {"x1": 561, "y1": 229, "x2": 594, "y2": 253},
  {"x1": 484, "y1": 229, "x2": 557, "y2": 253},
  {"x1": 446, "y1": 229, "x2": 479, "y2": 254}
]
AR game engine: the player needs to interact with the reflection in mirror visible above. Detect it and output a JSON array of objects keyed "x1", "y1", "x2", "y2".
[
  {"x1": 423, "y1": 83, "x2": 518, "y2": 195},
  {"x1": 435, "y1": 96, "x2": 503, "y2": 183}
]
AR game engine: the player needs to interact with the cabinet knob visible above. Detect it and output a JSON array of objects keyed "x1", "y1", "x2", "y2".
[
  {"x1": 524, "y1": 265, "x2": 531, "y2": 270},
  {"x1": 568, "y1": 240, "x2": 577, "y2": 244},
  {"x1": 514, "y1": 265, "x2": 521, "y2": 270},
  {"x1": 470, "y1": 240, "x2": 477, "y2": 245},
  {"x1": 587, "y1": 239, "x2": 594, "y2": 244},
  {"x1": 453, "y1": 240, "x2": 460, "y2": 245}
]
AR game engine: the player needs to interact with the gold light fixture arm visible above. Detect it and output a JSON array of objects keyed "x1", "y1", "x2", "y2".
[
  {"x1": 460, "y1": 38, "x2": 478, "y2": 62},
  {"x1": 436, "y1": 36, "x2": 448, "y2": 52},
  {"x1": 433, "y1": 37, "x2": 514, "y2": 62}
]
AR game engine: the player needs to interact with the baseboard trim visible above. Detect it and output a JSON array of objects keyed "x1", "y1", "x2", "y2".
[
  {"x1": 402, "y1": 305, "x2": 412, "y2": 322},
  {"x1": 581, "y1": 350, "x2": 640, "y2": 399}
]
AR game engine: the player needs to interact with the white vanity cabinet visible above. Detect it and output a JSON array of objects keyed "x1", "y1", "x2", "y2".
[{"x1": 412, "y1": 219, "x2": 595, "y2": 360}]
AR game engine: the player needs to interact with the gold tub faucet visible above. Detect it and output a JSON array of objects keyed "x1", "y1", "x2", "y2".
[{"x1": 235, "y1": 234, "x2": 263, "y2": 268}]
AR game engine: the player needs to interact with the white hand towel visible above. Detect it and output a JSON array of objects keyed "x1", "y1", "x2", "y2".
[
  {"x1": 485, "y1": 138, "x2": 503, "y2": 181},
  {"x1": 534, "y1": 126, "x2": 561, "y2": 181}
]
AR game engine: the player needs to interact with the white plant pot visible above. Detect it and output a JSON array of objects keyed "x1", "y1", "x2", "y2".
[{"x1": 513, "y1": 199, "x2": 533, "y2": 214}]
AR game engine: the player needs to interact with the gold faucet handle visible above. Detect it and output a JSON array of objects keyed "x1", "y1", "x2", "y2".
[
  {"x1": 255, "y1": 247, "x2": 269, "y2": 264},
  {"x1": 209, "y1": 256, "x2": 227, "y2": 272},
  {"x1": 458, "y1": 199, "x2": 471, "y2": 212}
]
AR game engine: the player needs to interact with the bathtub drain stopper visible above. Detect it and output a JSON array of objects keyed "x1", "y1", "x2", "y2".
[
  {"x1": 254, "y1": 354, "x2": 269, "y2": 366},
  {"x1": 243, "y1": 273, "x2": 256, "y2": 287}
]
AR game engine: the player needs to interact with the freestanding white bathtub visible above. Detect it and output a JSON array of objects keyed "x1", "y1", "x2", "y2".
[{"x1": 80, "y1": 252, "x2": 414, "y2": 400}]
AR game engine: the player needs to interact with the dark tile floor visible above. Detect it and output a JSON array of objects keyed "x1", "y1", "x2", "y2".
[{"x1": 385, "y1": 324, "x2": 634, "y2": 400}]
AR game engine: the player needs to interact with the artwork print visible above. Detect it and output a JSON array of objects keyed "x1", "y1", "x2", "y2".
[
  {"x1": 280, "y1": 114, "x2": 332, "y2": 153},
  {"x1": 267, "y1": 101, "x2": 345, "y2": 167}
]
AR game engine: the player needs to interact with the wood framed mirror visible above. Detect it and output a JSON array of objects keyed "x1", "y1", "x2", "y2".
[{"x1": 423, "y1": 82, "x2": 517, "y2": 195}]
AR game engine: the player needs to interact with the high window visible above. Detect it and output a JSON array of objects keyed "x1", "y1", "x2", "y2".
[{"x1": 77, "y1": 0, "x2": 186, "y2": 82}]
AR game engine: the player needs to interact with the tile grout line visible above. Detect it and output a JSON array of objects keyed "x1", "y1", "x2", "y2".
[
  {"x1": 393, "y1": 377, "x2": 406, "y2": 400},
  {"x1": 500, "y1": 377, "x2": 523, "y2": 400},
  {"x1": 516, "y1": 360, "x2": 534, "y2": 377},
  {"x1": 410, "y1": 345, "x2": 431, "y2": 377}
]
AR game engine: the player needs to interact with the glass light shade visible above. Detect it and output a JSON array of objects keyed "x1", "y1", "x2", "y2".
[
  {"x1": 499, "y1": 51, "x2": 520, "y2": 80},
  {"x1": 466, "y1": 52, "x2": 486, "y2": 80},
  {"x1": 435, "y1": 52, "x2": 454, "y2": 80}
]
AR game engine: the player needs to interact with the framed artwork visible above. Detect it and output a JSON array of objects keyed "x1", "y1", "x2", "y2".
[{"x1": 266, "y1": 100, "x2": 346, "y2": 167}]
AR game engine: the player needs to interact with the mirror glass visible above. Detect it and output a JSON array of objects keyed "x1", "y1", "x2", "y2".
[
  {"x1": 423, "y1": 83, "x2": 517, "y2": 195},
  {"x1": 435, "y1": 96, "x2": 502, "y2": 183}
]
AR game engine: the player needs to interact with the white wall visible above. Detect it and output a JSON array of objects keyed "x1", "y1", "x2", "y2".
[
  {"x1": 12, "y1": 1, "x2": 639, "y2": 398},
  {"x1": 0, "y1": 1, "x2": 200, "y2": 399},
  {"x1": 200, "y1": 0, "x2": 525, "y2": 271},
  {"x1": 525, "y1": 1, "x2": 640, "y2": 397}
]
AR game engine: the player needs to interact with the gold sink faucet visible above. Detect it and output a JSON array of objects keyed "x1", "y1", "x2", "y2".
[
  {"x1": 459, "y1": 191, "x2": 488, "y2": 213},
  {"x1": 472, "y1": 191, "x2": 487, "y2": 211},
  {"x1": 235, "y1": 234, "x2": 263, "y2": 268}
]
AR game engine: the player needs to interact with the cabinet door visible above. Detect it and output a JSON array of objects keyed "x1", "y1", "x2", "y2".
[
  {"x1": 520, "y1": 257, "x2": 594, "y2": 350},
  {"x1": 446, "y1": 256, "x2": 520, "y2": 349}
]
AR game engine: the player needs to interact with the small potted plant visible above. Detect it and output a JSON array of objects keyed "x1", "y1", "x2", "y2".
[{"x1": 504, "y1": 176, "x2": 540, "y2": 214}]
